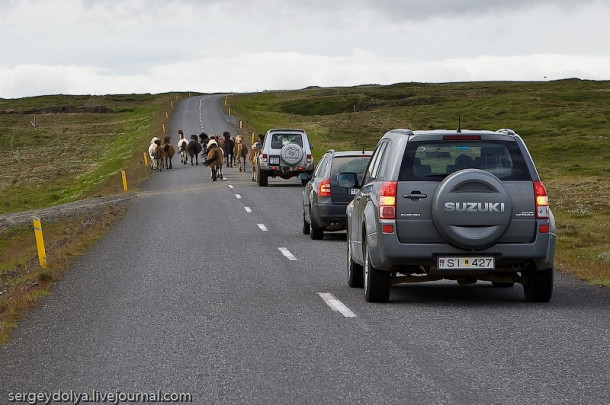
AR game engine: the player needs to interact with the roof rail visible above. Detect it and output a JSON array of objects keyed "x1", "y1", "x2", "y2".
[
  {"x1": 496, "y1": 128, "x2": 516, "y2": 135},
  {"x1": 392, "y1": 129, "x2": 414, "y2": 136},
  {"x1": 268, "y1": 128, "x2": 306, "y2": 132}
]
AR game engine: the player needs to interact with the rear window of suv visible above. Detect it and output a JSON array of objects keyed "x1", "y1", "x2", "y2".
[
  {"x1": 270, "y1": 133, "x2": 303, "y2": 149},
  {"x1": 398, "y1": 140, "x2": 531, "y2": 181}
]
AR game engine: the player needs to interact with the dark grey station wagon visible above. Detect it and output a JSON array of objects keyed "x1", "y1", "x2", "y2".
[{"x1": 339, "y1": 128, "x2": 556, "y2": 303}]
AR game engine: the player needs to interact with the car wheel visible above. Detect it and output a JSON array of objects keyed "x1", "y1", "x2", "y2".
[
  {"x1": 363, "y1": 240, "x2": 390, "y2": 302},
  {"x1": 309, "y1": 208, "x2": 324, "y2": 240},
  {"x1": 432, "y1": 169, "x2": 513, "y2": 249},
  {"x1": 257, "y1": 168, "x2": 268, "y2": 186},
  {"x1": 280, "y1": 143, "x2": 304, "y2": 165},
  {"x1": 347, "y1": 234, "x2": 363, "y2": 288},
  {"x1": 523, "y1": 267, "x2": 554, "y2": 302},
  {"x1": 302, "y1": 211, "x2": 310, "y2": 235}
]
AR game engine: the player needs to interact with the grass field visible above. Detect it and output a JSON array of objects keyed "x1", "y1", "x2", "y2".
[
  {"x1": 0, "y1": 93, "x2": 186, "y2": 213},
  {"x1": 229, "y1": 79, "x2": 610, "y2": 287}
]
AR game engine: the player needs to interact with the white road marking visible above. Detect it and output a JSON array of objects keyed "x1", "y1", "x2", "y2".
[
  {"x1": 278, "y1": 247, "x2": 297, "y2": 261},
  {"x1": 318, "y1": 293, "x2": 357, "y2": 318},
  {"x1": 235, "y1": 194, "x2": 242, "y2": 199},
  {"x1": 244, "y1": 206, "x2": 252, "y2": 213},
  {"x1": 228, "y1": 185, "x2": 234, "y2": 189},
  {"x1": 257, "y1": 223, "x2": 268, "y2": 232}
]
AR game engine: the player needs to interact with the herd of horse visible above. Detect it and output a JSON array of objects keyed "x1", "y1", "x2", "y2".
[{"x1": 148, "y1": 130, "x2": 262, "y2": 181}]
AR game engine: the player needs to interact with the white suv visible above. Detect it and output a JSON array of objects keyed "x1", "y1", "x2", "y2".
[{"x1": 256, "y1": 128, "x2": 314, "y2": 186}]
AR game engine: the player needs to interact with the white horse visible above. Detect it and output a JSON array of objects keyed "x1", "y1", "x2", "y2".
[
  {"x1": 148, "y1": 137, "x2": 160, "y2": 169},
  {"x1": 177, "y1": 131, "x2": 189, "y2": 165}
]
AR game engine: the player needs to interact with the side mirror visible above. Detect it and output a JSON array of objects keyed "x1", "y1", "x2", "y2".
[
  {"x1": 337, "y1": 172, "x2": 358, "y2": 188},
  {"x1": 309, "y1": 143, "x2": 314, "y2": 150}
]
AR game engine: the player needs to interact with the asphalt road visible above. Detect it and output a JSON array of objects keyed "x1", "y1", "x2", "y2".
[{"x1": 1, "y1": 95, "x2": 608, "y2": 405}]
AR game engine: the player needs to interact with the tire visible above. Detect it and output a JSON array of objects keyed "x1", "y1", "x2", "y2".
[
  {"x1": 363, "y1": 241, "x2": 390, "y2": 302},
  {"x1": 432, "y1": 169, "x2": 513, "y2": 249},
  {"x1": 257, "y1": 168, "x2": 268, "y2": 186},
  {"x1": 280, "y1": 144, "x2": 304, "y2": 165},
  {"x1": 523, "y1": 267, "x2": 554, "y2": 302},
  {"x1": 302, "y1": 211, "x2": 310, "y2": 235},
  {"x1": 347, "y1": 234, "x2": 363, "y2": 288},
  {"x1": 309, "y1": 208, "x2": 324, "y2": 240}
]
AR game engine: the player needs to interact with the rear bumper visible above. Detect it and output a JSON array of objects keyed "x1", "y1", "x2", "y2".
[
  {"x1": 314, "y1": 203, "x2": 348, "y2": 229},
  {"x1": 368, "y1": 226, "x2": 555, "y2": 273}
]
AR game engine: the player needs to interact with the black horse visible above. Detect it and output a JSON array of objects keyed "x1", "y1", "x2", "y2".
[
  {"x1": 223, "y1": 131, "x2": 235, "y2": 168},
  {"x1": 187, "y1": 135, "x2": 202, "y2": 165}
]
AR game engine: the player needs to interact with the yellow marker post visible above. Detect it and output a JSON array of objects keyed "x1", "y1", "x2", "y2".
[
  {"x1": 32, "y1": 217, "x2": 47, "y2": 268},
  {"x1": 121, "y1": 169, "x2": 128, "y2": 191},
  {"x1": 165, "y1": 111, "x2": 169, "y2": 119},
  {"x1": 239, "y1": 120, "x2": 243, "y2": 129},
  {"x1": 251, "y1": 133, "x2": 255, "y2": 144},
  {"x1": 224, "y1": 96, "x2": 228, "y2": 106},
  {"x1": 170, "y1": 101, "x2": 174, "y2": 108},
  {"x1": 143, "y1": 151, "x2": 148, "y2": 167},
  {"x1": 162, "y1": 124, "x2": 166, "y2": 133},
  {"x1": 228, "y1": 108, "x2": 231, "y2": 116}
]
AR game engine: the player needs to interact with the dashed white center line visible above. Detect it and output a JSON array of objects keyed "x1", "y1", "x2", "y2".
[
  {"x1": 318, "y1": 293, "x2": 357, "y2": 318},
  {"x1": 257, "y1": 223, "x2": 268, "y2": 232},
  {"x1": 235, "y1": 194, "x2": 242, "y2": 199},
  {"x1": 228, "y1": 185, "x2": 234, "y2": 189},
  {"x1": 244, "y1": 206, "x2": 252, "y2": 213},
  {"x1": 278, "y1": 247, "x2": 297, "y2": 261}
]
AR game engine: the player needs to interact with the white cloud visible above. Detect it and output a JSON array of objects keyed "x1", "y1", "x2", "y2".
[
  {"x1": 0, "y1": 0, "x2": 609, "y2": 98},
  {"x1": 3, "y1": 51, "x2": 608, "y2": 98}
]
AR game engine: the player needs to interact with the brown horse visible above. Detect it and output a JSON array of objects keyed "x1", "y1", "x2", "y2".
[
  {"x1": 233, "y1": 135, "x2": 249, "y2": 172},
  {"x1": 163, "y1": 136, "x2": 175, "y2": 169}
]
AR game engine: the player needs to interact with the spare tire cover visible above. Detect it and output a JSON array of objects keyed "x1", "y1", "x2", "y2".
[
  {"x1": 281, "y1": 143, "x2": 304, "y2": 165},
  {"x1": 432, "y1": 169, "x2": 513, "y2": 250}
]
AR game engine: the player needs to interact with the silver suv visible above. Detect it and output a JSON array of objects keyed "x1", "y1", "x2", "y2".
[
  {"x1": 339, "y1": 128, "x2": 556, "y2": 303},
  {"x1": 256, "y1": 128, "x2": 314, "y2": 186}
]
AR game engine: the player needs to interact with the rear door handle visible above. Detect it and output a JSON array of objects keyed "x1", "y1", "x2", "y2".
[{"x1": 404, "y1": 193, "x2": 427, "y2": 200}]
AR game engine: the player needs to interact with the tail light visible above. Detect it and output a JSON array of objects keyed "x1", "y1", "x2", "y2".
[
  {"x1": 306, "y1": 154, "x2": 312, "y2": 163},
  {"x1": 533, "y1": 181, "x2": 549, "y2": 219},
  {"x1": 379, "y1": 181, "x2": 397, "y2": 220},
  {"x1": 318, "y1": 178, "x2": 331, "y2": 197},
  {"x1": 261, "y1": 153, "x2": 268, "y2": 163}
]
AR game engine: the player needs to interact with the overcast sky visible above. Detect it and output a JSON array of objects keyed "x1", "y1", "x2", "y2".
[{"x1": 1, "y1": 0, "x2": 609, "y2": 98}]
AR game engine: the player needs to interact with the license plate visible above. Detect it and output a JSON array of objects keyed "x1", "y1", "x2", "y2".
[
  {"x1": 437, "y1": 256, "x2": 494, "y2": 270},
  {"x1": 269, "y1": 157, "x2": 280, "y2": 165},
  {"x1": 349, "y1": 188, "x2": 359, "y2": 195}
]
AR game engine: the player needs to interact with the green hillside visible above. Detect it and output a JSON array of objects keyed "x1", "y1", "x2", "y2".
[{"x1": 0, "y1": 93, "x2": 184, "y2": 214}]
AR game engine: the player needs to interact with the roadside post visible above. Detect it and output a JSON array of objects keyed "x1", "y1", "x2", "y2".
[
  {"x1": 143, "y1": 151, "x2": 148, "y2": 167},
  {"x1": 121, "y1": 169, "x2": 128, "y2": 192},
  {"x1": 32, "y1": 217, "x2": 47, "y2": 268}
]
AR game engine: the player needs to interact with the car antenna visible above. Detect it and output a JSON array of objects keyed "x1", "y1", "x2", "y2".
[{"x1": 457, "y1": 115, "x2": 462, "y2": 133}]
